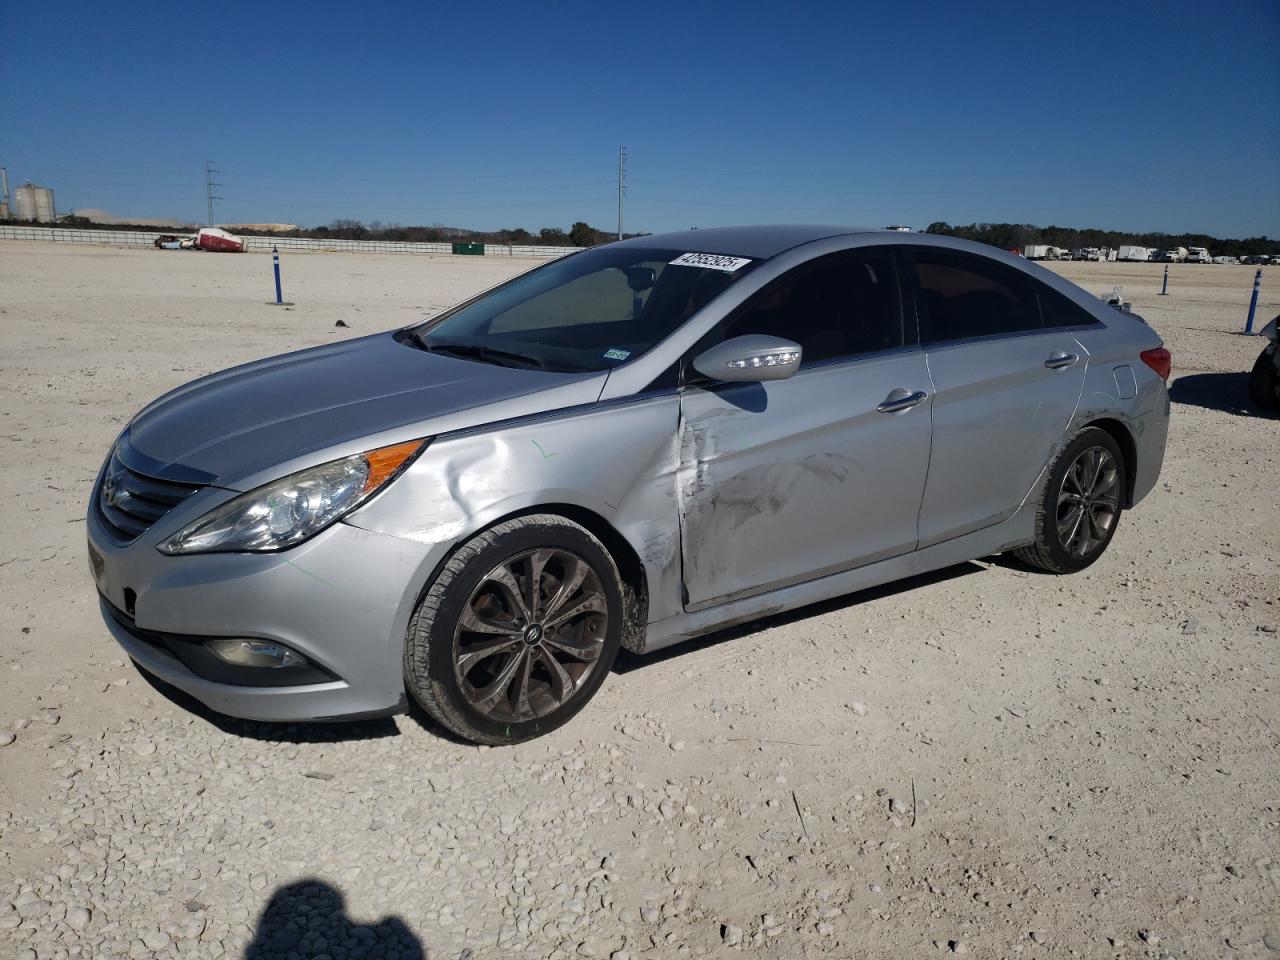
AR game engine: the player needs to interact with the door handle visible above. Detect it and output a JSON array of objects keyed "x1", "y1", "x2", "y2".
[
  {"x1": 877, "y1": 388, "x2": 929, "y2": 413},
  {"x1": 1045, "y1": 351, "x2": 1080, "y2": 370}
]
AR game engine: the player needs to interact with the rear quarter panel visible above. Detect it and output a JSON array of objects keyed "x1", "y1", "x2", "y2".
[
  {"x1": 1068, "y1": 311, "x2": 1169, "y2": 507},
  {"x1": 1010, "y1": 257, "x2": 1169, "y2": 508}
]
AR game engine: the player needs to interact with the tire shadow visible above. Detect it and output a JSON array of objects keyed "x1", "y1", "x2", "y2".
[
  {"x1": 136, "y1": 560, "x2": 1003, "y2": 738},
  {"x1": 134, "y1": 666, "x2": 404, "y2": 744},
  {"x1": 1168, "y1": 371, "x2": 1279, "y2": 419}
]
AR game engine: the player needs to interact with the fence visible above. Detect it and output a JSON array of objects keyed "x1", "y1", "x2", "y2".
[{"x1": 0, "y1": 225, "x2": 581, "y2": 259}]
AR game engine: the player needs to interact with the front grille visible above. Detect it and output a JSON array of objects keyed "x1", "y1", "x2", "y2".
[{"x1": 97, "y1": 449, "x2": 203, "y2": 542}]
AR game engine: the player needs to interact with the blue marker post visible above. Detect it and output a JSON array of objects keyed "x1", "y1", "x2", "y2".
[
  {"x1": 1159, "y1": 263, "x2": 1169, "y2": 296},
  {"x1": 1244, "y1": 268, "x2": 1262, "y2": 334},
  {"x1": 267, "y1": 245, "x2": 294, "y2": 306},
  {"x1": 273, "y1": 246, "x2": 283, "y2": 304}
]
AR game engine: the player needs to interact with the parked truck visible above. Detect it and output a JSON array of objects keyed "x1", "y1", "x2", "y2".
[
  {"x1": 1023, "y1": 244, "x2": 1051, "y2": 260},
  {"x1": 1117, "y1": 245, "x2": 1151, "y2": 262},
  {"x1": 1072, "y1": 247, "x2": 1106, "y2": 262},
  {"x1": 1187, "y1": 246, "x2": 1211, "y2": 263}
]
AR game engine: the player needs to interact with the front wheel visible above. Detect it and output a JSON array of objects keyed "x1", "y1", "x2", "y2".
[
  {"x1": 1014, "y1": 427, "x2": 1126, "y2": 574},
  {"x1": 405, "y1": 514, "x2": 623, "y2": 744}
]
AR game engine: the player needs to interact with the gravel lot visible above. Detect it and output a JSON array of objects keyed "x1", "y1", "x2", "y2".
[{"x1": 1, "y1": 242, "x2": 1277, "y2": 960}]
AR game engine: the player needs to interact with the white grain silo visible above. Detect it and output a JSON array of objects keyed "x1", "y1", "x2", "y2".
[{"x1": 13, "y1": 181, "x2": 57, "y2": 222}]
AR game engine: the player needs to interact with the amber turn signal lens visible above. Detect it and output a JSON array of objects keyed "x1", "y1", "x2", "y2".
[{"x1": 362, "y1": 439, "x2": 426, "y2": 494}]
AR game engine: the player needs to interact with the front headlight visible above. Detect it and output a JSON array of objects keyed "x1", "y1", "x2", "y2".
[{"x1": 158, "y1": 438, "x2": 426, "y2": 555}]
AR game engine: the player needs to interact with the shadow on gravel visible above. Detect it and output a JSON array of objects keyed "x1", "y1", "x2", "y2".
[
  {"x1": 246, "y1": 879, "x2": 423, "y2": 959},
  {"x1": 138, "y1": 560, "x2": 1000, "y2": 736},
  {"x1": 615, "y1": 560, "x2": 985, "y2": 672},
  {"x1": 1169, "y1": 371, "x2": 1279, "y2": 419},
  {"x1": 135, "y1": 668, "x2": 402, "y2": 743}
]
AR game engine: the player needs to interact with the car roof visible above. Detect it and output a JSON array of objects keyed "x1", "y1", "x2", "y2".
[{"x1": 615, "y1": 224, "x2": 883, "y2": 260}]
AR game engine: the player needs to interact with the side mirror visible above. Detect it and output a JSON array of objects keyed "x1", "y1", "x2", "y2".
[{"x1": 692, "y1": 334, "x2": 802, "y2": 383}]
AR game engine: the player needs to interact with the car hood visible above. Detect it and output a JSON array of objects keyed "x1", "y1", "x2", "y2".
[{"x1": 125, "y1": 332, "x2": 605, "y2": 489}]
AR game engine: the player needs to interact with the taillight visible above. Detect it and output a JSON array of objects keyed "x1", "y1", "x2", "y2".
[{"x1": 1140, "y1": 347, "x2": 1171, "y2": 381}]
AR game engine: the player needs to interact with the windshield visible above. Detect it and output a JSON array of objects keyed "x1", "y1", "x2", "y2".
[{"x1": 411, "y1": 246, "x2": 758, "y2": 372}]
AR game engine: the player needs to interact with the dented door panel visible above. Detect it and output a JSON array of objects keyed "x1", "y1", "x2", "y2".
[{"x1": 677, "y1": 352, "x2": 934, "y2": 610}]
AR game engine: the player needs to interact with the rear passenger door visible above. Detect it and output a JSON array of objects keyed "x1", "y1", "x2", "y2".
[{"x1": 907, "y1": 248, "x2": 1088, "y2": 548}]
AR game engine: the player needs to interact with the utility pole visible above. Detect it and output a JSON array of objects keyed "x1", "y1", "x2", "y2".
[
  {"x1": 616, "y1": 146, "x2": 627, "y2": 241},
  {"x1": 0, "y1": 166, "x2": 8, "y2": 219},
  {"x1": 205, "y1": 160, "x2": 222, "y2": 226}
]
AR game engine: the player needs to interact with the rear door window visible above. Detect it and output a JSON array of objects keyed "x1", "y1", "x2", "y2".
[
  {"x1": 1035, "y1": 281, "x2": 1104, "y2": 328},
  {"x1": 908, "y1": 251, "x2": 1041, "y2": 343}
]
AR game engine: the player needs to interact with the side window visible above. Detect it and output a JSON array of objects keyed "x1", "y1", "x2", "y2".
[
  {"x1": 719, "y1": 248, "x2": 903, "y2": 366},
  {"x1": 910, "y1": 251, "x2": 1041, "y2": 343},
  {"x1": 1036, "y1": 281, "x2": 1103, "y2": 328}
]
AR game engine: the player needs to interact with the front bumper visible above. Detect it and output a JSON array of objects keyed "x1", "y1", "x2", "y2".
[{"x1": 87, "y1": 498, "x2": 443, "y2": 722}]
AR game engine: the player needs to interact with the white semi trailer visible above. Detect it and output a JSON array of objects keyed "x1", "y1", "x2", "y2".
[{"x1": 1117, "y1": 245, "x2": 1151, "y2": 261}]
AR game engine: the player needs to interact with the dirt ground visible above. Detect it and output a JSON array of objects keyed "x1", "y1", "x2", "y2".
[{"x1": 1, "y1": 241, "x2": 1277, "y2": 960}]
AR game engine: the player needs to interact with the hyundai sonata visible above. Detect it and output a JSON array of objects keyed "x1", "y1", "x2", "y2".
[{"x1": 87, "y1": 226, "x2": 1170, "y2": 743}]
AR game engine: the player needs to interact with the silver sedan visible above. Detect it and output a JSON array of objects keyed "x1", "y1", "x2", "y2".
[{"x1": 86, "y1": 226, "x2": 1171, "y2": 743}]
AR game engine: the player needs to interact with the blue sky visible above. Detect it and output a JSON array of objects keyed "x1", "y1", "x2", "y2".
[{"x1": 2, "y1": 0, "x2": 1277, "y2": 236}]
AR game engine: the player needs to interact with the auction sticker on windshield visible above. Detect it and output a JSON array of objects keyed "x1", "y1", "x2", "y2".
[{"x1": 669, "y1": 252, "x2": 753, "y2": 273}]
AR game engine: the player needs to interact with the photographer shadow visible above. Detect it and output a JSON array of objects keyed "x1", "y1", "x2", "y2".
[{"x1": 245, "y1": 879, "x2": 423, "y2": 959}]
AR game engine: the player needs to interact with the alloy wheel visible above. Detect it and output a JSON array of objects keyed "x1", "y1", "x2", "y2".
[
  {"x1": 1056, "y1": 446, "x2": 1120, "y2": 559},
  {"x1": 452, "y1": 548, "x2": 608, "y2": 722}
]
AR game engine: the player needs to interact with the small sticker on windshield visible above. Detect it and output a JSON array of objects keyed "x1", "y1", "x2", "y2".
[
  {"x1": 603, "y1": 348, "x2": 631, "y2": 361},
  {"x1": 669, "y1": 252, "x2": 752, "y2": 273}
]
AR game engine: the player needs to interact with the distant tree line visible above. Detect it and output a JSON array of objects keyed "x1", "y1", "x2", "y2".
[
  {"x1": 924, "y1": 221, "x2": 1279, "y2": 258},
  {"x1": 308, "y1": 219, "x2": 635, "y2": 247}
]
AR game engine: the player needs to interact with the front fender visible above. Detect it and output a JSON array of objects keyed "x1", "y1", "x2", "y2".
[{"x1": 344, "y1": 394, "x2": 686, "y2": 623}]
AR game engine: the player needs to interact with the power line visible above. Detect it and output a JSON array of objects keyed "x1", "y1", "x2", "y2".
[
  {"x1": 227, "y1": 195, "x2": 618, "y2": 214},
  {"x1": 34, "y1": 165, "x2": 605, "y2": 184},
  {"x1": 217, "y1": 179, "x2": 614, "y2": 202}
]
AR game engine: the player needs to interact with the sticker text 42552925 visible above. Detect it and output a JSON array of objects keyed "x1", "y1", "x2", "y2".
[{"x1": 669, "y1": 252, "x2": 753, "y2": 273}]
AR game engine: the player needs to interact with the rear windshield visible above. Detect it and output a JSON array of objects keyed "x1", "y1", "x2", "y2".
[{"x1": 410, "y1": 246, "x2": 758, "y2": 373}]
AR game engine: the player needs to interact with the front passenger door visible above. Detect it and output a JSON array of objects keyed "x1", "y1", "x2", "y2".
[{"x1": 677, "y1": 247, "x2": 934, "y2": 610}]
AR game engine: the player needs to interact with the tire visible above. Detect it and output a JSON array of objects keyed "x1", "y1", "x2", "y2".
[
  {"x1": 404, "y1": 514, "x2": 623, "y2": 744},
  {"x1": 1248, "y1": 347, "x2": 1279, "y2": 411},
  {"x1": 1013, "y1": 427, "x2": 1126, "y2": 574}
]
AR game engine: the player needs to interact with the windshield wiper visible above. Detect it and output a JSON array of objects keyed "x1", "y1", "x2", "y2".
[{"x1": 421, "y1": 338, "x2": 546, "y2": 370}]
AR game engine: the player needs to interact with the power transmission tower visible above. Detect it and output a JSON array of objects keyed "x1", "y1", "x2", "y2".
[
  {"x1": 617, "y1": 146, "x2": 627, "y2": 241},
  {"x1": 205, "y1": 161, "x2": 222, "y2": 226}
]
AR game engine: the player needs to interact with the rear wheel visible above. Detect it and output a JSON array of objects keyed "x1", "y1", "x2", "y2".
[
  {"x1": 405, "y1": 514, "x2": 623, "y2": 744},
  {"x1": 1014, "y1": 427, "x2": 1126, "y2": 574}
]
